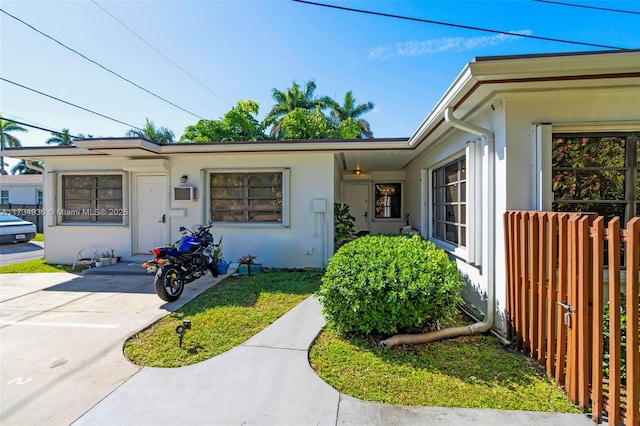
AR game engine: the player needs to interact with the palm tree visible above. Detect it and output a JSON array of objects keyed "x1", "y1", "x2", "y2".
[
  {"x1": 263, "y1": 80, "x2": 331, "y2": 138},
  {"x1": 46, "y1": 128, "x2": 74, "y2": 146},
  {"x1": 0, "y1": 115, "x2": 27, "y2": 175},
  {"x1": 11, "y1": 159, "x2": 43, "y2": 174},
  {"x1": 126, "y1": 118, "x2": 175, "y2": 143},
  {"x1": 329, "y1": 91, "x2": 375, "y2": 138}
]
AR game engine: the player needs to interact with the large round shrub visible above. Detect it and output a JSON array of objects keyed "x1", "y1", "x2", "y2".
[{"x1": 318, "y1": 234, "x2": 465, "y2": 335}]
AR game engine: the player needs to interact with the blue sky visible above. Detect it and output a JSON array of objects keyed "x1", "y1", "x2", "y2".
[{"x1": 1, "y1": 0, "x2": 638, "y2": 167}]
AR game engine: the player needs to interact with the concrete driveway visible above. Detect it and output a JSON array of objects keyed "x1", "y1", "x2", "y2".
[
  {"x1": 0, "y1": 269, "x2": 222, "y2": 426},
  {"x1": 0, "y1": 241, "x2": 44, "y2": 266}
]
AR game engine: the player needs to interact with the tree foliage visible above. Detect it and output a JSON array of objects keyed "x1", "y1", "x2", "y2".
[
  {"x1": 262, "y1": 80, "x2": 331, "y2": 138},
  {"x1": 179, "y1": 81, "x2": 374, "y2": 142},
  {"x1": 329, "y1": 90, "x2": 375, "y2": 138},
  {"x1": 126, "y1": 118, "x2": 175, "y2": 143},
  {"x1": 180, "y1": 100, "x2": 265, "y2": 143},
  {"x1": 278, "y1": 108, "x2": 361, "y2": 140},
  {"x1": 46, "y1": 128, "x2": 74, "y2": 146},
  {"x1": 0, "y1": 115, "x2": 27, "y2": 175}
]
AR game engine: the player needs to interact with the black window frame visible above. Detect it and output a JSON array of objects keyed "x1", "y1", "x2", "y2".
[
  {"x1": 551, "y1": 132, "x2": 638, "y2": 223},
  {"x1": 374, "y1": 183, "x2": 402, "y2": 219}
]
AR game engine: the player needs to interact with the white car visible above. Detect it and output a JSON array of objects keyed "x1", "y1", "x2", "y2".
[{"x1": 0, "y1": 213, "x2": 37, "y2": 244}]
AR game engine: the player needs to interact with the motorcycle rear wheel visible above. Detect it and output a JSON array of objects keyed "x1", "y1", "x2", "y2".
[{"x1": 154, "y1": 266, "x2": 184, "y2": 302}]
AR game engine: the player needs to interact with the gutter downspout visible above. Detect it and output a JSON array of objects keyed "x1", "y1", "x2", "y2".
[
  {"x1": 25, "y1": 160, "x2": 44, "y2": 174},
  {"x1": 381, "y1": 106, "x2": 498, "y2": 347}
]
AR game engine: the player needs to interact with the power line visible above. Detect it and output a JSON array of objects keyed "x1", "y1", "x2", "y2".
[
  {"x1": 0, "y1": 116, "x2": 83, "y2": 139},
  {"x1": 1, "y1": 77, "x2": 143, "y2": 131},
  {"x1": 292, "y1": 0, "x2": 629, "y2": 50},
  {"x1": 0, "y1": 7, "x2": 205, "y2": 120},
  {"x1": 533, "y1": 0, "x2": 640, "y2": 15},
  {"x1": 91, "y1": 0, "x2": 234, "y2": 108}
]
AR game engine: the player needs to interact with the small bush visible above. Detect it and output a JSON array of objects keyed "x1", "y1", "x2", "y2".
[{"x1": 317, "y1": 234, "x2": 465, "y2": 335}]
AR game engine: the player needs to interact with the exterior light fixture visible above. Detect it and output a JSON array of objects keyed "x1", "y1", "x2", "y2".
[
  {"x1": 180, "y1": 175, "x2": 188, "y2": 183},
  {"x1": 175, "y1": 319, "x2": 191, "y2": 347},
  {"x1": 354, "y1": 167, "x2": 361, "y2": 175}
]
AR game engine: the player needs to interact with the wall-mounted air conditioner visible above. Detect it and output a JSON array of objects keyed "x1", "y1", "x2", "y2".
[{"x1": 174, "y1": 186, "x2": 197, "y2": 201}]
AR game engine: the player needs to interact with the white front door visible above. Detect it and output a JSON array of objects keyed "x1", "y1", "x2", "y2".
[
  {"x1": 343, "y1": 182, "x2": 370, "y2": 234},
  {"x1": 135, "y1": 175, "x2": 169, "y2": 254}
]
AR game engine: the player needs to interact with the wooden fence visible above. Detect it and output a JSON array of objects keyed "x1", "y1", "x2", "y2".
[{"x1": 504, "y1": 211, "x2": 639, "y2": 426}]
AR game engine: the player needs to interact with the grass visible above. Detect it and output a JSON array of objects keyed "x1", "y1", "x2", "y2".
[
  {"x1": 27, "y1": 264, "x2": 574, "y2": 413},
  {"x1": 309, "y1": 315, "x2": 581, "y2": 413},
  {"x1": 0, "y1": 258, "x2": 81, "y2": 274},
  {"x1": 32, "y1": 233, "x2": 44, "y2": 242},
  {"x1": 124, "y1": 269, "x2": 323, "y2": 367}
]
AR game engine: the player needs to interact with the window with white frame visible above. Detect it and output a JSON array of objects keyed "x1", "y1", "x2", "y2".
[
  {"x1": 61, "y1": 175, "x2": 124, "y2": 223},
  {"x1": 209, "y1": 171, "x2": 287, "y2": 224},
  {"x1": 0, "y1": 190, "x2": 8, "y2": 204},
  {"x1": 36, "y1": 189, "x2": 43, "y2": 205},
  {"x1": 552, "y1": 132, "x2": 638, "y2": 223},
  {"x1": 432, "y1": 157, "x2": 466, "y2": 247}
]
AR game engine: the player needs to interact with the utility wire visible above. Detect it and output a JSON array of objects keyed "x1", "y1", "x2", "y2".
[
  {"x1": 91, "y1": 0, "x2": 233, "y2": 108},
  {"x1": 1, "y1": 77, "x2": 143, "y2": 131},
  {"x1": 0, "y1": 7, "x2": 204, "y2": 120},
  {"x1": 533, "y1": 0, "x2": 640, "y2": 15},
  {"x1": 0, "y1": 116, "x2": 83, "y2": 139},
  {"x1": 292, "y1": 0, "x2": 628, "y2": 50}
]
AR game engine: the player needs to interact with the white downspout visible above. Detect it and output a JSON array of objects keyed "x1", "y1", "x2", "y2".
[
  {"x1": 381, "y1": 106, "x2": 498, "y2": 347},
  {"x1": 25, "y1": 160, "x2": 44, "y2": 174}
]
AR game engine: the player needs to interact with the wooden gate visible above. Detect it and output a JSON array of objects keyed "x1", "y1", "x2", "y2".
[{"x1": 504, "y1": 211, "x2": 639, "y2": 425}]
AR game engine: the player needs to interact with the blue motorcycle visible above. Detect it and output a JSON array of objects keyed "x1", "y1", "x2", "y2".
[{"x1": 143, "y1": 223, "x2": 220, "y2": 302}]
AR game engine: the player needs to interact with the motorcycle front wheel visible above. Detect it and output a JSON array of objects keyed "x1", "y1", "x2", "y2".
[{"x1": 154, "y1": 266, "x2": 184, "y2": 302}]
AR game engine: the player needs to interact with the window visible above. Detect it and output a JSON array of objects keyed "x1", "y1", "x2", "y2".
[
  {"x1": 210, "y1": 171, "x2": 285, "y2": 224},
  {"x1": 432, "y1": 157, "x2": 466, "y2": 247},
  {"x1": 61, "y1": 175, "x2": 124, "y2": 223},
  {"x1": 552, "y1": 133, "x2": 638, "y2": 223},
  {"x1": 36, "y1": 189, "x2": 43, "y2": 205},
  {"x1": 0, "y1": 190, "x2": 8, "y2": 204},
  {"x1": 375, "y1": 183, "x2": 401, "y2": 218}
]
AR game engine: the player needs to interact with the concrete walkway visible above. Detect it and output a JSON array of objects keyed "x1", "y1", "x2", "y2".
[{"x1": 75, "y1": 296, "x2": 595, "y2": 426}]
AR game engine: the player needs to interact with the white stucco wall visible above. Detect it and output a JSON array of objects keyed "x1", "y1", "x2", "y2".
[
  {"x1": 504, "y1": 87, "x2": 640, "y2": 212},
  {"x1": 41, "y1": 152, "x2": 335, "y2": 268},
  {"x1": 167, "y1": 152, "x2": 334, "y2": 268},
  {"x1": 402, "y1": 84, "x2": 640, "y2": 336},
  {"x1": 0, "y1": 178, "x2": 43, "y2": 205},
  {"x1": 405, "y1": 107, "x2": 508, "y2": 332}
]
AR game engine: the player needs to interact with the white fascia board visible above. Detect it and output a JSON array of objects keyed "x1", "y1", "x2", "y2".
[
  {"x1": 158, "y1": 139, "x2": 411, "y2": 154},
  {"x1": 469, "y1": 50, "x2": 640, "y2": 81},
  {"x1": 74, "y1": 138, "x2": 160, "y2": 153},
  {"x1": 3, "y1": 146, "x2": 97, "y2": 160}
]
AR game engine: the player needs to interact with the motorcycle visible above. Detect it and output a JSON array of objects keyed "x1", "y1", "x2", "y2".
[{"x1": 142, "y1": 223, "x2": 221, "y2": 302}]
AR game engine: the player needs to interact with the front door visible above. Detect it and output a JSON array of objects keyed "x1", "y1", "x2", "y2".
[
  {"x1": 135, "y1": 175, "x2": 168, "y2": 254},
  {"x1": 343, "y1": 182, "x2": 370, "y2": 234}
]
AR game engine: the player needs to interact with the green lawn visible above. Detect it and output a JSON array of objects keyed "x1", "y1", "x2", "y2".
[
  {"x1": 309, "y1": 321, "x2": 581, "y2": 413},
  {"x1": 0, "y1": 258, "x2": 80, "y2": 274},
  {"x1": 124, "y1": 270, "x2": 323, "y2": 367}
]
